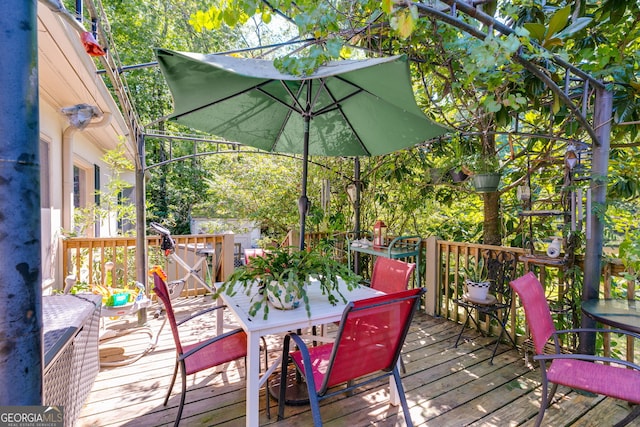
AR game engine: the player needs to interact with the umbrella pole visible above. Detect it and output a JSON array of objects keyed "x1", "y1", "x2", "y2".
[
  {"x1": 298, "y1": 114, "x2": 311, "y2": 252},
  {"x1": 353, "y1": 156, "x2": 362, "y2": 275}
]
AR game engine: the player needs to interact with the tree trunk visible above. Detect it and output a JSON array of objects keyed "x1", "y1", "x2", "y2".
[
  {"x1": 483, "y1": 191, "x2": 501, "y2": 245},
  {"x1": 480, "y1": 126, "x2": 501, "y2": 245}
]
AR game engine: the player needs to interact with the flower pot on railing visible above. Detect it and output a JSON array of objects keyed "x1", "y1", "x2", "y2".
[{"x1": 472, "y1": 173, "x2": 501, "y2": 192}]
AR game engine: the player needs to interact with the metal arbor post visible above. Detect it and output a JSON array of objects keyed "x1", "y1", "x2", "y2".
[{"x1": 0, "y1": 0, "x2": 43, "y2": 404}]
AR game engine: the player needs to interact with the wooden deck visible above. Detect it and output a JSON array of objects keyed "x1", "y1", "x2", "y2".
[{"x1": 77, "y1": 295, "x2": 639, "y2": 427}]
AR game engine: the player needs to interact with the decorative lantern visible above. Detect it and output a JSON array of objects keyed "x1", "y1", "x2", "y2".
[
  {"x1": 81, "y1": 31, "x2": 106, "y2": 57},
  {"x1": 565, "y1": 143, "x2": 578, "y2": 170},
  {"x1": 373, "y1": 220, "x2": 387, "y2": 248}
]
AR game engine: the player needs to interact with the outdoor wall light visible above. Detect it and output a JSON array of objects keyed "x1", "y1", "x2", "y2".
[{"x1": 61, "y1": 103, "x2": 103, "y2": 130}]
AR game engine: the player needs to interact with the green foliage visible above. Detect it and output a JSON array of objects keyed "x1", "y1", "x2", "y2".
[
  {"x1": 462, "y1": 257, "x2": 489, "y2": 283},
  {"x1": 214, "y1": 244, "x2": 361, "y2": 319},
  {"x1": 619, "y1": 229, "x2": 640, "y2": 281},
  {"x1": 523, "y1": 5, "x2": 591, "y2": 50},
  {"x1": 100, "y1": 0, "x2": 640, "y2": 254},
  {"x1": 464, "y1": 152, "x2": 501, "y2": 174}
]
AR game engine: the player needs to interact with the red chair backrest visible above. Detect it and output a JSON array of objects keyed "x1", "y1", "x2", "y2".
[
  {"x1": 322, "y1": 288, "x2": 424, "y2": 392},
  {"x1": 244, "y1": 248, "x2": 266, "y2": 265},
  {"x1": 153, "y1": 273, "x2": 184, "y2": 355},
  {"x1": 509, "y1": 272, "x2": 556, "y2": 355},
  {"x1": 370, "y1": 258, "x2": 416, "y2": 294}
]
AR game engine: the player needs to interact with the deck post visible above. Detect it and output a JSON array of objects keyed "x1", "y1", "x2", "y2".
[
  {"x1": 424, "y1": 236, "x2": 440, "y2": 316},
  {"x1": 136, "y1": 133, "x2": 147, "y2": 326},
  {"x1": 0, "y1": 0, "x2": 43, "y2": 404},
  {"x1": 220, "y1": 234, "x2": 235, "y2": 280},
  {"x1": 579, "y1": 86, "x2": 613, "y2": 355}
]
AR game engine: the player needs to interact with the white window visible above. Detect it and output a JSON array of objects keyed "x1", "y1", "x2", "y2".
[
  {"x1": 39, "y1": 140, "x2": 50, "y2": 208},
  {"x1": 73, "y1": 165, "x2": 87, "y2": 209}
]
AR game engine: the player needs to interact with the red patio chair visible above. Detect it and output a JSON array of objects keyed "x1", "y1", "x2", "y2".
[
  {"x1": 370, "y1": 257, "x2": 415, "y2": 373},
  {"x1": 510, "y1": 272, "x2": 640, "y2": 427},
  {"x1": 370, "y1": 257, "x2": 416, "y2": 293},
  {"x1": 244, "y1": 248, "x2": 266, "y2": 265},
  {"x1": 277, "y1": 288, "x2": 425, "y2": 426},
  {"x1": 152, "y1": 273, "x2": 269, "y2": 426}
]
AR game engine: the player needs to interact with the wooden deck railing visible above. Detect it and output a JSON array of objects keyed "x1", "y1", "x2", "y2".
[
  {"x1": 430, "y1": 239, "x2": 637, "y2": 363},
  {"x1": 302, "y1": 232, "x2": 637, "y2": 361},
  {"x1": 62, "y1": 233, "x2": 234, "y2": 296},
  {"x1": 63, "y1": 231, "x2": 637, "y2": 360}
]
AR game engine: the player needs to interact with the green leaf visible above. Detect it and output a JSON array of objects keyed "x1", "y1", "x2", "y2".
[
  {"x1": 555, "y1": 17, "x2": 592, "y2": 39},
  {"x1": 523, "y1": 23, "x2": 546, "y2": 42},
  {"x1": 381, "y1": 0, "x2": 394, "y2": 14},
  {"x1": 547, "y1": 5, "x2": 571, "y2": 39},
  {"x1": 325, "y1": 38, "x2": 343, "y2": 58},
  {"x1": 552, "y1": 93, "x2": 561, "y2": 114},
  {"x1": 543, "y1": 37, "x2": 564, "y2": 49},
  {"x1": 396, "y1": 8, "x2": 416, "y2": 39},
  {"x1": 261, "y1": 10, "x2": 272, "y2": 24},
  {"x1": 483, "y1": 97, "x2": 502, "y2": 113},
  {"x1": 609, "y1": 0, "x2": 627, "y2": 24}
]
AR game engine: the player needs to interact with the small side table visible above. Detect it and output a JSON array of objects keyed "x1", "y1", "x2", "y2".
[{"x1": 348, "y1": 235, "x2": 421, "y2": 288}]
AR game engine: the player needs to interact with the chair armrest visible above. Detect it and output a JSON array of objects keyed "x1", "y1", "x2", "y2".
[
  {"x1": 176, "y1": 304, "x2": 227, "y2": 327},
  {"x1": 283, "y1": 333, "x2": 322, "y2": 392},
  {"x1": 534, "y1": 352, "x2": 640, "y2": 371},
  {"x1": 178, "y1": 328, "x2": 245, "y2": 361}
]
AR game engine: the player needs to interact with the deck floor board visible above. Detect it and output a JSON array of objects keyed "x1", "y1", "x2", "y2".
[{"x1": 77, "y1": 295, "x2": 640, "y2": 426}]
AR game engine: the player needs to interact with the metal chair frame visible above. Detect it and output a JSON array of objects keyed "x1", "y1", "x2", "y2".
[
  {"x1": 153, "y1": 273, "x2": 270, "y2": 426},
  {"x1": 511, "y1": 272, "x2": 640, "y2": 427},
  {"x1": 277, "y1": 288, "x2": 425, "y2": 426},
  {"x1": 454, "y1": 251, "x2": 518, "y2": 364}
]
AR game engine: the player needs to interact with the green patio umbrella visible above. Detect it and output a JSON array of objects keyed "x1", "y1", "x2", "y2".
[{"x1": 156, "y1": 48, "x2": 448, "y2": 250}]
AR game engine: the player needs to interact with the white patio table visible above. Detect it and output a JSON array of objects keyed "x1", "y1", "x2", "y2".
[{"x1": 218, "y1": 278, "x2": 396, "y2": 426}]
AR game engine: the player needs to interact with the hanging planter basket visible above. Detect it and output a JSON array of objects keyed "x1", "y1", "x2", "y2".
[{"x1": 472, "y1": 173, "x2": 501, "y2": 192}]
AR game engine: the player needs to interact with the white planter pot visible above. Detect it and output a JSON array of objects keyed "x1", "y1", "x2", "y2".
[
  {"x1": 265, "y1": 280, "x2": 304, "y2": 310},
  {"x1": 465, "y1": 279, "x2": 490, "y2": 302}
]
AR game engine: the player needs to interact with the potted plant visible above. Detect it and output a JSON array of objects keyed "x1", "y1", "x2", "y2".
[
  {"x1": 445, "y1": 136, "x2": 471, "y2": 183},
  {"x1": 213, "y1": 244, "x2": 361, "y2": 319},
  {"x1": 464, "y1": 153, "x2": 501, "y2": 192},
  {"x1": 461, "y1": 257, "x2": 491, "y2": 302}
]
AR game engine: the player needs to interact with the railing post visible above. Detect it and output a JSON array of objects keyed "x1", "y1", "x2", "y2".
[
  {"x1": 289, "y1": 229, "x2": 300, "y2": 249},
  {"x1": 424, "y1": 236, "x2": 440, "y2": 316},
  {"x1": 220, "y1": 234, "x2": 235, "y2": 281}
]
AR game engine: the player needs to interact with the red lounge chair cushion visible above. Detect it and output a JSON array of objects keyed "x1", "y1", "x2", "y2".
[
  {"x1": 548, "y1": 359, "x2": 640, "y2": 404},
  {"x1": 182, "y1": 330, "x2": 248, "y2": 376},
  {"x1": 290, "y1": 343, "x2": 334, "y2": 393}
]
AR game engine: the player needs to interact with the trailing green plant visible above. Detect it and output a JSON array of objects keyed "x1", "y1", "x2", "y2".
[
  {"x1": 463, "y1": 152, "x2": 501, "y2": 175},
  {"x1": 213, "y1": 243, "x2": 361, "y2": 319}
]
